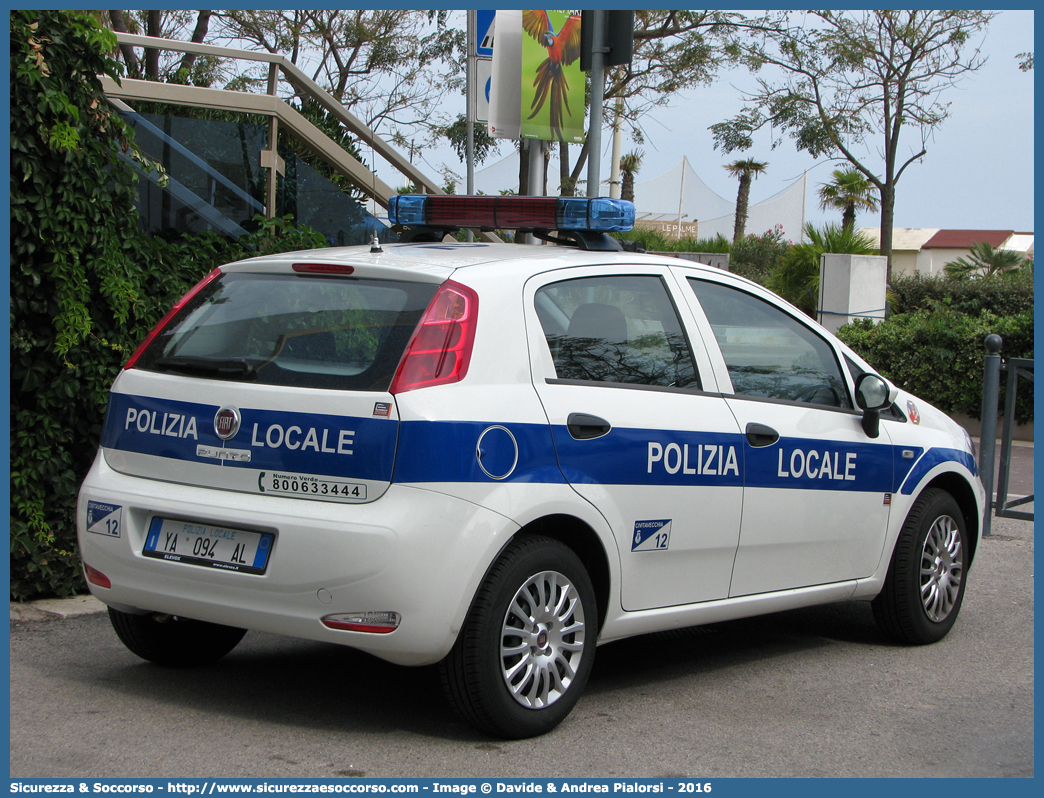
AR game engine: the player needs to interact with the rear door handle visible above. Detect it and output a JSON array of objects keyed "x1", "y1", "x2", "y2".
[
  {"x1": 745, "y1": 423, "x2": 779, "y2": 447},
  {"x1": 567, "y1": 413, "x2": 612, "y2": 440}
]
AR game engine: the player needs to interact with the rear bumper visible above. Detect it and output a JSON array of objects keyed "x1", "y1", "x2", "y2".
[{"x1": 77, "y1": 451, "x2": 518, "y2": 666}]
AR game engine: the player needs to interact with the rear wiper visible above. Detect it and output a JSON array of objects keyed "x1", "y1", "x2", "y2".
[{"x1": 152, "y1": 356, "x2": 258, "y2": 379}]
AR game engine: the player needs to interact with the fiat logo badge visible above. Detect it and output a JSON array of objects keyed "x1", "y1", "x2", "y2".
[{"x1": 214, "y1": 407, "x2": 241, "y2": 440}]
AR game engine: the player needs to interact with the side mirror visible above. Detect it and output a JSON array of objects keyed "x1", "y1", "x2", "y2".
[{"x1": 855, "y1": 373, "x2": 891, "y2": 439}]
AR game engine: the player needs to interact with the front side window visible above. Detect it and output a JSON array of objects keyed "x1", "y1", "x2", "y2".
[
  {"x1": 535, "y1": 274, "x2": 699, "y2": 389},
  {"x1": 136, "y1": 272, "x2": 438, "y2": 391},
  {"x1": 687, "y1": 278, "x2": 851, "y2": 408}
]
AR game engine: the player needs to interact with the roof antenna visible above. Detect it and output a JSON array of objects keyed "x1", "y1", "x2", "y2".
[{"x1": 369, "y1": 135, "x2": 383, "y2": 254}]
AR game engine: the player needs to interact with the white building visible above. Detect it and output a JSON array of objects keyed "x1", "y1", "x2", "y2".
[{"x1": 858, "y1": 228, "x2": 1035, "y2": 277}]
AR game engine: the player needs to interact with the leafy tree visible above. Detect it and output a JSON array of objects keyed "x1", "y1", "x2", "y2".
[
  {"x1": 723, "y1": 159, "x2": 768, "y2": 244},
  {"x1": 944, "y1": 242, "x2": 1032, "y2": 280},
  {"x1": 107, "y1": 10, "x2": 220, "y2": 85},
  {"x1": 711, "y1": 10, "x2": 994, "y2": 280},
  {"x1": 441, "y1": 112, "x2": 502, "y2": 167},
  {"x1": 769, "y1": 223, "x2": 877, "y2": 316},
  {"x1": 561, "y1": 11, "x2": 745, "y2": 192},
  {"x1": 213, "y1": 10, "x2": 464, "y2": 146},
  {"x1": 608, "y1": 11, "x2": 742, "y2": 128},
  {"x1": 817, "y1": 167, "x2": 879, "y2": 231}
]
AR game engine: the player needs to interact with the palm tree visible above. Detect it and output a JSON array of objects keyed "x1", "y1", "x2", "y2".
[
  {"x1": 724, "y1": 159, "x2": 768, "y2": 244},
  {"x1": 769, "y1": 222, "x2": 877, "y2": 316},
  {"x1": 619, "y1": 150, "x2": 643, "y2": 203},
  {"x1": 817, "y1": 167, "x2": 879, "y2": 230},
  {"x1": 944, "y1": 242, "x2": 1031, "y2": 279}
]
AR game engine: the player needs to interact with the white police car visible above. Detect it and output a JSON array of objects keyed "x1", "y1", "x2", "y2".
[{"x1": 78, "y1": 195, "x2": 984, "y2": 738}]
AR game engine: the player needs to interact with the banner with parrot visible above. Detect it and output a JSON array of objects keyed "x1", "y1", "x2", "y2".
[{"x1": 519, "y1": 10, "x2": 585, "y2": 143}]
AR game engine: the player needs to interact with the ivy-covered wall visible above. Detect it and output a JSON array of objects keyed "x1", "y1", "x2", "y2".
[{"x1": 10, "y1": 10, "x2": 327, "y2": 600}]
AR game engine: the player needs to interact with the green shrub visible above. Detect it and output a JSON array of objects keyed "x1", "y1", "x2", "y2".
[
  {"x1": 614, "y1": 228, "x2": 732, "y2": 254},
  {"x1": 890, "y1": 271, "x2": 1034, "y2": 316},
  {"x1": 729, "y1": 225, "x2": 790, "y2": 285},
  {"x1": 10, "y1": 10, "x2": 327, "y2": 600},
  {"x1": 838, "y1": 308, "x2": 1033, "y2": 424}
]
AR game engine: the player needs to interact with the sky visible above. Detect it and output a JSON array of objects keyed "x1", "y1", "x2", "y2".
[{"x1": 398, "y1": 9, "x2": 1035, "y2": 234}]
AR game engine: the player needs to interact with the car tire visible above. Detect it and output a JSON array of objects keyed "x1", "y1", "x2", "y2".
[
  {"x1": 108, "y1": 607, "x2": 247, "y2": 667},
  {"x1": 439, "y1": 535, "x2": 597, "y2": 739},
  {"x1": 872, "y1": 488, "x2": 967, "y2": 645}
]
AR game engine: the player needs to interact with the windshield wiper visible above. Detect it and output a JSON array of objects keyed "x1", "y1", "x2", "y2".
[{"x1": 152, "y1": 356, "x2": 258, "y2": 379}]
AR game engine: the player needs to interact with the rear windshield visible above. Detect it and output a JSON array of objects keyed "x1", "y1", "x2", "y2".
[{"x1": 135, "y1": 272, "x2": 439, "y2": 391}]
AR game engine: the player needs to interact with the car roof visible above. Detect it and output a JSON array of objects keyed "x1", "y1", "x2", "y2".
[{"x1": 220, "y1": 241, "x2": 731, "y2": 284}]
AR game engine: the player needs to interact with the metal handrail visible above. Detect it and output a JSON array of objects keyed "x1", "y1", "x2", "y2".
[
  {"x1": 993, "y1": 358, "x2": 1034, "y2": 522},
  {"x1": 109, "y1": 33, "x2": 442, "y2": 199},
  {"x1": 99, "y1": 75, "x2": 399, "y2": 203},
  {"x1": 979, "y1": 337, "x2": 1034, "y2": 535}
]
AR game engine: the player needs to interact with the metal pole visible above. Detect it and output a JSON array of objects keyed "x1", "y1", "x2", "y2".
[
  {"x1": 265, "y1": 63, "x2": 279, "y2": 219},
  {"x1": 528, "y1": 139, "x2": 544, "y2": 195},
  {"x1": 676, "y1": 156, "x2": 687, "y2": 240},
  {"x1": 524, "y1": 139, "x2": 544, "y2": 245},
  {"x1": 586, "y1": 10, "x2": 605, "y2": 198},
  {"x1": 465, "y1": 10, "x2": 476, "y2": 241},
  {"x1": 978, "y1": 334, "x2": 1003, "y2": 537},
  {"x1": 994, "y1": 360, "x2": 1020, "y2": 514},
  {"x1": 609, "y1": 92, "x2": 623, "y2": 198},
  {"x1": 800, "y1": 170, "x2": 808, "y2": 243}
]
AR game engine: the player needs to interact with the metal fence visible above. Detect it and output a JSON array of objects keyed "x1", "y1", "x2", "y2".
[{"x1": 979, "y1": 334, "x2": 1034, "y2": 536}]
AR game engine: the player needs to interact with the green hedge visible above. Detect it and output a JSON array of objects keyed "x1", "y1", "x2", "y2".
[
  {"x1": 613, "y1": 228, "x2": 733, "y2": 254},
  {"x1": 890, "y1": 272, "x2": 1034, "y2": 316},
  {"x1": 10, "y1": 10, "x2": 328, "y2": 600},
  {"x1": 837, "y1": 308, "x2": 1034, "y2": 424}
]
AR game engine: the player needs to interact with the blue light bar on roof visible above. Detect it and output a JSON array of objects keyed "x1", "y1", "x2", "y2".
[
  {"x1": 388, "y1": 195, "x2": 428, "y2": 227},
  {"x1": 387, "y1": 195, "x2": 635, "y2": 232}
]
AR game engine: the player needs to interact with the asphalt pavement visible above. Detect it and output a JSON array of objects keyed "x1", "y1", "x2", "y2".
[{"x1": 10, "y1": 515, "x2": 1033, "y2": 778}]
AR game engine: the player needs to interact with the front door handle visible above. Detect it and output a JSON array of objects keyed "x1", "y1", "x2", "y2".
[
  {"x1": 567, "y1": 413, "x2": 612, "y2": 440},
  {"x1": 745, "y1": 423, "x2": 779, "y2": 448}
]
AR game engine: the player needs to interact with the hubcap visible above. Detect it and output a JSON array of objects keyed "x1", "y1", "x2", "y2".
[
  {"x1": 920, "y1": 514, "x2": 964, "y2": 622},
  {"x1": 500, "y1": 570, "x2": 586, "y2": 709}
]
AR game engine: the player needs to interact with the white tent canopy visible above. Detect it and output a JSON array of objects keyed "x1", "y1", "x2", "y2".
[
  {"x1": 633, "y1": 157, "x2": 807, "y2": 242},
  {"x1": 469, "y1": 154, "x2": 808, "y2": 243}
]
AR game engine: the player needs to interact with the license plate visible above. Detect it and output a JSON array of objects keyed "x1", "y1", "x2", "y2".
[{"x1": 143, "y1": 517, "x2": 273, "y2": 574}]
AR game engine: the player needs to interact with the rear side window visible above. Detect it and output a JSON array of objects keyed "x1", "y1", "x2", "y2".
[
  {"x1": 135, "y1": 272, "x2": 439, "y2": 391},
  {"x1": 535, "y1": 274, "x2": 700, "y2": 390}
]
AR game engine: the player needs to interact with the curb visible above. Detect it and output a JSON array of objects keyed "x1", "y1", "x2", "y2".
[
  {"x1": 10, "y1": 594, "x2": 107, "y2": 622},
  {"x1": 970, "y1": 436, "x2": 1034, "y2": 449}
]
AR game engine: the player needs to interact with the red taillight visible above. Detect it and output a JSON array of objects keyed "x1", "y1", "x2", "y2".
[
  {"x1": 292, "y1": 263, "x2": 355, "y2": 275},
  {"x1": 390, "y1": 280, "x2": 479, "y2": 394},
  {"x1": 123, "y1": 268, "x2": 222, "y2": 370},
  {"x1": 84, "y1": 563, "x2": 111, "y2": 589}
]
